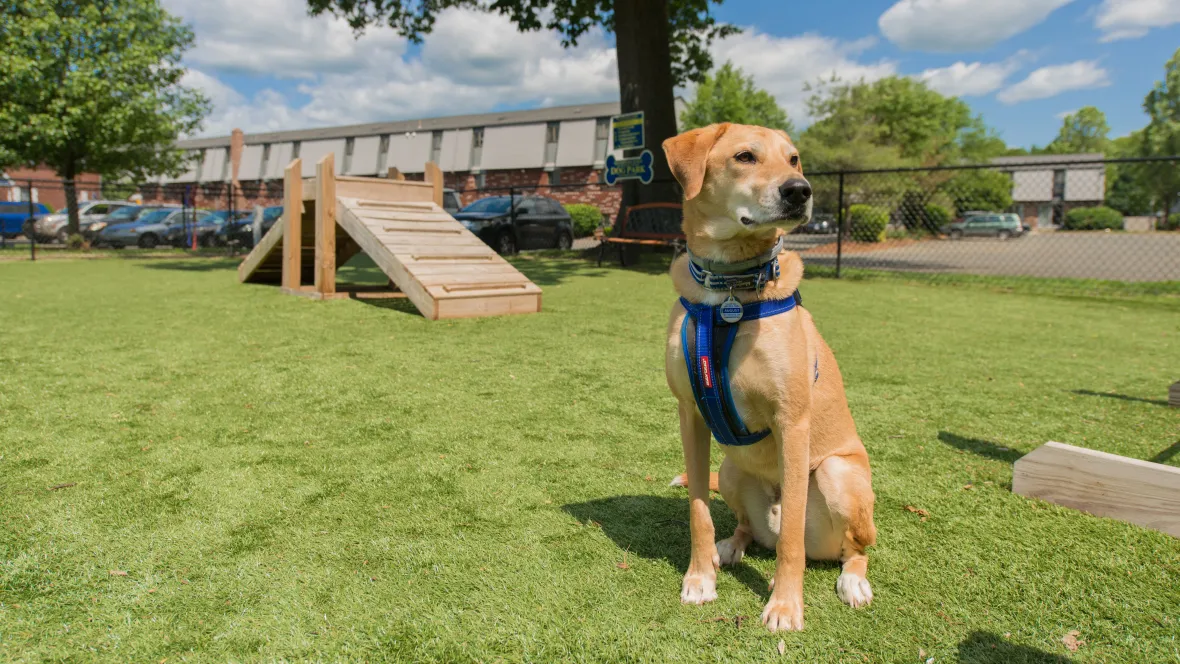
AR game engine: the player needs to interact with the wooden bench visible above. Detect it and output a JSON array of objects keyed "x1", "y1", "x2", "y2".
[{"x1": 595, "y1": 202, "x2": 685, "y2": 267}]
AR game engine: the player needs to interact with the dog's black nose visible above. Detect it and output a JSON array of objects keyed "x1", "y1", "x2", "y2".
[{"x1": 779, "y1": 179, "x2": 812, "y2": 206}]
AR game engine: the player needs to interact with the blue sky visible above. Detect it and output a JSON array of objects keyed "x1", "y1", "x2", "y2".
[{"x1": 167, "y1": 0, "x2": 1180, "y2": 149}]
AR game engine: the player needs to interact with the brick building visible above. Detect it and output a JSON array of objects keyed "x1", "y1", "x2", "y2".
[
  {"x1": 991, "y1": 153, "x2": 1106, "y2": 230},
  {"x1": 145, "y1": 100, "x2": 684, "y2": 217},
  {"x1": 1, "y1": 166, "x2": 103, "y2": 212}
]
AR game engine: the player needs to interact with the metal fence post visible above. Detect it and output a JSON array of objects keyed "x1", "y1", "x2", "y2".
[
  {"x1": 835, "y1": 171, "x2": 845, "y2": 278},
  {"x1": 26, "y1": 183, "x2": 34, "y2": 265},
  {"x1": 509, "y1": 186, "x2": 517, "y2": 235}
]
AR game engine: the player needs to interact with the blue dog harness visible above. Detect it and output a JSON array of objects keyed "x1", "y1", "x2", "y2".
[{"x1": 680, "y1": 238, "x2": 815, "y2": 447}]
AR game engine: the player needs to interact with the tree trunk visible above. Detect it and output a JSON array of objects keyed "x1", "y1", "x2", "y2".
[
  {"x1": 62, "y1": 160, "x2": 79, "y2": 236},
  {"x1": 613, "y1": 0, "x2": 680, "y2": 219}
]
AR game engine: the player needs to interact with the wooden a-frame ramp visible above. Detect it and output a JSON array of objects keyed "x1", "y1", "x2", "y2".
[{"x1": 237, "y1": 155, "x2": 541, "y2": 320}]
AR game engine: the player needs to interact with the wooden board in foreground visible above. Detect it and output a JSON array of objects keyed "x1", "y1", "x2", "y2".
[{"x1": 1013, "y1": 441, "x2": 1180, "y2": 537}]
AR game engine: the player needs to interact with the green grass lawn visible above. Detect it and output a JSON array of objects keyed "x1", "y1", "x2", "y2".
[{"x1": 2, "y1": 254, "x2": 1178, "y2": 663}]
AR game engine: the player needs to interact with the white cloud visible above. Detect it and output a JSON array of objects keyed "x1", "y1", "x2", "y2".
[
  {"x1": 916, "y1": 54, "x2": 1027, "y2": 96},
  {"x1": 997, "y1": 61, "x2": 1110, "y2": 104},
  {"x1": 166, "y1": 4, "x2": 620, "y2": 136},
  {"x1": 708, "y1": 32, "x2": 897, "y2": 124},
  {"x1": 1095, "y1": 0, "x2": 1180, "y2": 41},
  {"x1": 879, "y1": 0, "x2": 1075, "y2": 51},
  {"x1": 1055, "y1": 108, "x2": 1079, "y2": 119}
]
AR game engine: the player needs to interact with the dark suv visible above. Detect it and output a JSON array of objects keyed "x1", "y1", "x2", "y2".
[{"x1": 453, "y1": 195, "x2": 573, "y2": 254}]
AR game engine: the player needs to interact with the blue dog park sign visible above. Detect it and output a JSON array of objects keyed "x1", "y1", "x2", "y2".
[
  {"x1": 606, "y1": 111, "x2": 653, "y2": 184},
  {"x1": 605, "y1": 150, "x2": 654, "y2": 185}
]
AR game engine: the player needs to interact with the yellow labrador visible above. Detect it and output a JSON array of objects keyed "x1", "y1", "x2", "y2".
[{"x1": 663, "y1": 123, "x2": 877, "y2": 632}]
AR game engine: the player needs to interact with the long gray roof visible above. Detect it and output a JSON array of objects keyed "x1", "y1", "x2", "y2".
[{"x1": 178, "y1": 100, "x2": 626, "y2": 149}]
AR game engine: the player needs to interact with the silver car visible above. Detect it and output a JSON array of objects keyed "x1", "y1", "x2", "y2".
[
  {"x1": 96, "y1": 207, "x2": 207, "y2": 249},
  {"x1": 32, "y1": 200, "x2": 131, "y2": 243}
]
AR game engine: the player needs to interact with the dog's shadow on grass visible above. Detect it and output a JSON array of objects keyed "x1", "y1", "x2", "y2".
[
  {"x1": 957, "y1": 631, "x2": 1070, "y2": 663},
  {"x1": 563, "y1": 494, "x2": 811, "y2": 601}
]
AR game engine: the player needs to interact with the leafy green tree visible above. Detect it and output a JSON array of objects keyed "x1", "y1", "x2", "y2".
[
  {"x1": 680, "y1": 62, "x2": 794, "y2": 134},
  {"x1": 0, "y1": 0, "x2": 209, "y2": 234},
  {"x1": 1104, "y1": 132, "x2": 1153, "y2": 215},
  {"x1": 1139, "y1": 48, "x2": 1180, "y2": 220},
  {"x1": 1045, "y1": 106, "x2": 1109, "y2": 154},
  {"x1": 304, "y1": 0, "x2": 738, "y2": 209}
]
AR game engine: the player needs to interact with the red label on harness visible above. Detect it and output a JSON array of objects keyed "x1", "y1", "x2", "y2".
[{"x1": 700, "y1": 356, "x2": 713, "y2": 388}]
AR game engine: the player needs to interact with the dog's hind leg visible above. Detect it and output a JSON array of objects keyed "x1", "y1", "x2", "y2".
[
  {"x1": 809, "y1": 452, "x2": 877, "y2": 608},
  {"x1": 715, "y1": 457, "x2": 776, "y2": 565}
]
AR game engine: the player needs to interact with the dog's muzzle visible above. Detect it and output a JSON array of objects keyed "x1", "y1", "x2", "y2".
[{"x1": 779, "y1": 178, "x2": 812, "y2": 220}]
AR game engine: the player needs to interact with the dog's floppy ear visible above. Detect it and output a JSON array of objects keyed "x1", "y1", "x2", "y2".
[{"x1": 662, "y1": 123, "x2": 729, "y2": 201}]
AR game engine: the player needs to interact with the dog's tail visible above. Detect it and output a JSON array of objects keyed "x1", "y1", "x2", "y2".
[{"x1": 669, "y1": 472, "x2": 720, "y2": 492}]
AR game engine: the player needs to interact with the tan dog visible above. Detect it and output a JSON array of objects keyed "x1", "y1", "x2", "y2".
[{"x1": 662, "y1": 123, "x2": 877, "y2": 632}]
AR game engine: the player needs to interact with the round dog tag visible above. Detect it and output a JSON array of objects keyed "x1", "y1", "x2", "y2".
[{"x1": 719, "y1": 296, "x2": 743, "y2": 323}]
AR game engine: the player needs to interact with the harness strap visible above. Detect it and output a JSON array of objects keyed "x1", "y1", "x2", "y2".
[{"x1": 680, "y1": 292, "x2": 814, "y2": 447}]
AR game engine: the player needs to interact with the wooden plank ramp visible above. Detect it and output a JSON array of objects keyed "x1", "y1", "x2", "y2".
[
  {"x1": 336, "y1": 196, "x2": 541, "y2": 320},
  {"x1": 1012, "y1": 441, "x2": 1180, "y2": 537},
  {"x1": 237, "y1": 219, "x2": 285, "y2": 284}
]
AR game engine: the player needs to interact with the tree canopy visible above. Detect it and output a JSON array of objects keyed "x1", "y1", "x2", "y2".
[
  {"x1": 1044, "y1": 106, "x2": 1110, "y2": 154},
  {"x1": 0, "y1": 0, "x2": 209, "y2": 232},
  {"x1": 680, "y1": 62, "x2": 794, "y2": 134},
  {"x1": 797, "y1": 76, "x2": 1006, "y2": 172}
]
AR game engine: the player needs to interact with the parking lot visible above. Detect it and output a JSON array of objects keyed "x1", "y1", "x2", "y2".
[{"x1": 796, "y1": 232, "x2": 1180, "y2": 282}]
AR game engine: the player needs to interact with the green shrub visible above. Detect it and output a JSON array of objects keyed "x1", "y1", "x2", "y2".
[
  {"x1": 1063, "y1": 206, "x2": 1123, "y2": 231},
  {"x1": 564, "y1": 204, "x2": 604, "y2": 238},
  {"x1": 848, "y1": 204, "x2": 889, "y2": 243},
  {"x1": 1165, "y1": 213, "x2": 1180, "y2": 231},
  {"x1": 923, "y1": 203, "x2": 952, "y2": 230},
  {"x1": 66, "y1": 233, "x2": 85, "y2": 250}
]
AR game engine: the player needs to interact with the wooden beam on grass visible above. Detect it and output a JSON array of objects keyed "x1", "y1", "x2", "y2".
[{"x1": 1013, "y1": 441, "x2": 1180, "y2": 537}]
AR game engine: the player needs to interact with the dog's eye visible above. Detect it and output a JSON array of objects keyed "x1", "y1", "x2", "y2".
[
  {"x1": 734, "y1": 151, "x2": 756, "y2": 164},
  {"x1": 790, "y1": 154, "x2": 800, "y2": 167}
]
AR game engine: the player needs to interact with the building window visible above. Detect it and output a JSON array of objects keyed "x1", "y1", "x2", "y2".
[
  {"x1": 292, "y1": 141, "x2": 301, "y2": 159},
  {"x1": 219, "y1": 148, "x2": 230, "y2": 182},
  {"x1": 470, "y1": 127, "x2": 484, "y2": 171},
  {"x1": 376, "y1": 135, "x2": 390, "y2": 175},
  {"x1": 594, "y1": 117, "x2": 610, "y2": 164},
  {"x1": 430, "y1": 131, "x2": 443, "y2": 165},
  {"x1": 475, "y1": 171, "x2": 486, "y2": 189},
  {"x1": 343, "y1": 138, "x2": 355, "y2": 174},
  {"x1": 260, "y1": 144, "x2": 271, "y2": 180},
  {"x1": 544, "y1": 122, "x2": 560, "y2": 168},
  {"x1": 1052, "y1": 169, "x2": 1065, "y2": 200},
  {"x1": 550, "y1": 167, "x2": 562, "y2": 186}
]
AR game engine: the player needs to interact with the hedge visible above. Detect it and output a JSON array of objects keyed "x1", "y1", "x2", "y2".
[
  {"x1": 1063, "y1": 206, "x2": 1123, "y2": 231},
  {"x1": 1165, "y1": 213, "x2": 1180, "y2": 231},
  {"x1": 564, "y1": 204, "x2": 603, "y2": 238},
  {"x1": 923, "y1": 203, "x2": 952, "y2": 230},
  {"x1": 848, "y1": 204, "x2": 889, "y2": 243}
]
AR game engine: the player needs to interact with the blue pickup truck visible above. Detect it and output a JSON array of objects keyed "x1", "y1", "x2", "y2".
[{"x1": 0, "y1": 201, "x2": 50, "y2": 238}]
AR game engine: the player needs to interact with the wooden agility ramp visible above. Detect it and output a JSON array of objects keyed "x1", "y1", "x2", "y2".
[{"x1": 237, "y1": 155, "x2": 541, "y2": 319}]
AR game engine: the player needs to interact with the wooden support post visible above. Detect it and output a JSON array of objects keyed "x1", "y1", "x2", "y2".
[
  {"x1": 424, "y1": 161, "x2": 443, "y2": 208},
  {"x1": 387, "y1": 167, "x2": 405, "y2": 181},
  {"x1": 281, "y1": 159, "x2": 303, "y2": 290},
  {"x1": 1013, "y1": 441, "x2": 1180, "y2": 537},
  {"x1": 315, "y1": 153, "x2": 337, "y2": 295}
]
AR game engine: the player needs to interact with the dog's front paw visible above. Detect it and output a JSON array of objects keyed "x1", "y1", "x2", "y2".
[
  {"x1": 715, "y1": 537, "x2": 745, "y2": 566},
  {"x1": 680, "y1": 572, "x2": 717, "y2": 604},
  {"x1": 836, "y1": 573, "x2": 872, "y2": 608},
  {"x1": 761, "y1": 594, "x2": 804, "y2": 632}
]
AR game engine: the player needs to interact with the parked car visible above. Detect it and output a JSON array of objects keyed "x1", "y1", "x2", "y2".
[
  {"x1": 83, "y1": 205, "x2": 158, "y2": 241},
  {"x1": 946, "y1": 213, "x2": 1024, "y2": 240},
  {"x1": 95, "y1": 207, "x2": 197, "y2": 248},
  {"x1": 1, "y1": 201, "x2": 50, "y2": 238},
  {"x1": 163, "y1": 210, "x2": 222, "y2": 247},
  {"x1": 216, "y1": 206, "x2": 283, "y2": 249},
  {"x1": 30, "y1": 200, "x2": 131, "y2": 243},
  {"x1": 454, "y1": 195, "x2": 574, "y2": 254},
  {"x1": 792, "y1": 213, "x2": 835, "y2": 234}
]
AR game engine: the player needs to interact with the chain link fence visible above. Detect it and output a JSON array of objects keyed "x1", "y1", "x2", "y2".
[{"x1": 5, "y1": 157, "x2": 1178, "y2": 292}]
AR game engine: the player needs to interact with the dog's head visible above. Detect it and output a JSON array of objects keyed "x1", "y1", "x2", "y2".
[{"x1": 662, "y1": 123, "x2": 811, "y2": 239}]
